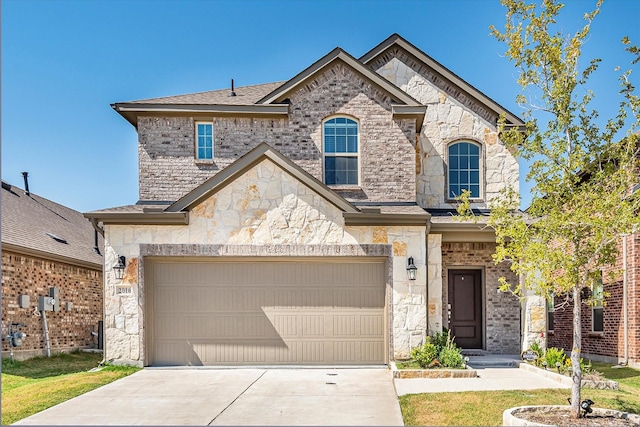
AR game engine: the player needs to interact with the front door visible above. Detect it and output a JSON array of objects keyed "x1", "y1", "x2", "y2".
[{"x1": 448, "y1": 269, "x2": 482, "y2": 348}]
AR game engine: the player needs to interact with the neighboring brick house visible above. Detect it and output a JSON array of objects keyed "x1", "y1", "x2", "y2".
[
  {"x1": 85, "y1": 34, "x2": 525, "y2": 367},
  {"x1": 547, "y1": 235, "x2": 640, "y2": 369},
  {"x1": 1, "y1": 179, "x2": 103, "y2": 360}
]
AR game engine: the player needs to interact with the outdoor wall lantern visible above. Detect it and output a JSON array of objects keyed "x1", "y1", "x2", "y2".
[
  {"x1": 113, "y1": 256, "x2": 126, "y2": 280},
  {"x1": 407, "y1": 257, "x2": 418, "y2": 281}
]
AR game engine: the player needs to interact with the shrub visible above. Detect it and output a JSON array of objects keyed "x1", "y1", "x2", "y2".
[
  {"x1": 408, "y1": 329, "x2": 465, "y2": 369},
  {"x1": 411, "y1": 341, "x2": 438, "y2": 368},
  {"x1": 544, "y1": 347, "x2": 566, "y2": 368},
  {"x1": 439, "y1": 346, "x2": 464, "y2": 368}
]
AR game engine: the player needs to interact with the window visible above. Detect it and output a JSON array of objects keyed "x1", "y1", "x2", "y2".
[
  {"x1": 547, "y1": 295, "x2": 555, "y2": 332},
  {"x1": 196, "y1": 122, "x2": 213, "y2": 160},
  {"x1": 592, "y1": 272, "x2": 604, "y2": 332},
  {"x1": 448, "y1": 141, "x2": 481, "y2": 199},
  {"x1": 323, "y1": 117, "x2": 358, "y2": 185}
]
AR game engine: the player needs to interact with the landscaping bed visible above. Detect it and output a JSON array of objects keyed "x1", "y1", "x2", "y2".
[{"x1": 391, "y1": 361, "x2": 477, "y2": 379}]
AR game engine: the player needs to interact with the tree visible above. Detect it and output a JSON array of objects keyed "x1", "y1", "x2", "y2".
[{"x1": 458, "y1": 0, "x2": 640, "y2": 418}]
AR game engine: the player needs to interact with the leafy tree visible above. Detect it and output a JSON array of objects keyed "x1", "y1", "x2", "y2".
[{"x1": 459, "y1": 0, "x2": 640, "y2": 418}]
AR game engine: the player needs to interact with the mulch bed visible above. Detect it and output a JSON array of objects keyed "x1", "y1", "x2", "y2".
[{"x1": 518, "y1": 407, "x2": 640, "y2": 426}]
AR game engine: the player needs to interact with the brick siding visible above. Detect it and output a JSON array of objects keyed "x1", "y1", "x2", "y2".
[
  {"x1": 441, "y1": 242, "x2": 521, "y2": 353},
  {"x1": 548, "y1": 234, "x2": 640, "y2": 366},
  {"x1": 138, "y1": 63, "x2": 416, "y2": 203},
  {"x1": 1, "y1": 250, "x2": 103, "y2": 359}
]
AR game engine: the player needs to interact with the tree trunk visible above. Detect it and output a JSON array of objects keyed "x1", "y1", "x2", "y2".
[{"x1": 570, "y1": 285, "x2": 583, "y2": 418}]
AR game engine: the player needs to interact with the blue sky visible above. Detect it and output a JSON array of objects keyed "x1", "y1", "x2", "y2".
[{"x1": 2, "y1": 0, "x2": 639, "y2": 212}]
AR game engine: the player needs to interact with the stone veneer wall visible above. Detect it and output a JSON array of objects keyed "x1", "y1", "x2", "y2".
[
  {"x1": 1, "y1": 250, "x2": 103, "y2": 360},
  {"x1": 441, "y1": 242, "x2": 520, "y2": 353},
  {"x1": 138, "y1": 63, "x2": 416, "y2": 203},
  {"x1": 104, "y1": 159, "x2": 427, "y2": 365},
  {"x1": 375, "y1": 56, "x2": 519, "y2": 209}
]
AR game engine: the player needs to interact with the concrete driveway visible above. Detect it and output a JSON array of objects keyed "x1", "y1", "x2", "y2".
[{"x1": 14, "y1": 368, "x2": 403, "y2": 426}]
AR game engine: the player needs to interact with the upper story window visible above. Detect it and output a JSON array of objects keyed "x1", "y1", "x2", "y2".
[
  {"x1": 547, "y1": 294, "x2": 555, "y2": 332},
  {"x1": 196, "y1": 122, "x2": 213, "y2": 160},
  {"x1": 323, "y1": 117, "x2": 359, "y2": 186},
  {"x1": 592, "y1": 272, "x2": 604, "y2": 333},
  {"x1": 448, "y1": 141, "x2": 481, "y2": 199}
]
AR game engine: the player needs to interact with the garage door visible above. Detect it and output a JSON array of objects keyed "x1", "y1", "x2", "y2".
[{"x1": 146, "y1": 258, "x2": 386, "y2": 366}]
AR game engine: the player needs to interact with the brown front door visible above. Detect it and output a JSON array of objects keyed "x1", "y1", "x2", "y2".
[{"x1": 448, "y1": 270, "x2": 482, "y2": 348}]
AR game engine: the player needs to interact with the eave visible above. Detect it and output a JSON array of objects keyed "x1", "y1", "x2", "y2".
[
  {"x1": 111, "y1": 103, "x2": 289, "y2": 127},
  {"x1": 343, "y1": 211, "x2": 430, "y2": 226},
  {"x1": 83, "y1": 211, "x2": 189, "y2": 226},
  {"x1": 2, "y1": 243, "x2": 102, "y2": 271}
]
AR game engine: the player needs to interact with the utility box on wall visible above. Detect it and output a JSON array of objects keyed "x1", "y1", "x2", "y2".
[
  {"x1": 49, "y1": 287, "x2": 60, "y2": 312},
  {"x1": 38, "y1": 296, "x2": 56, "y2": 312}
]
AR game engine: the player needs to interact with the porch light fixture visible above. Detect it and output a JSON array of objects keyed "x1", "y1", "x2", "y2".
[
  {"x1": 407, "y1": 257, "x2": 417, "y2": 281},
  {"x1": 113, "y1": 256, "x2": 126, "y2": 280}
]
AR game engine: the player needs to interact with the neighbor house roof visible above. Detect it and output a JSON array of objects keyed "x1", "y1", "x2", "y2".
[{"x1": 1, "y1": 181, "x2": 103, "y2": 269}]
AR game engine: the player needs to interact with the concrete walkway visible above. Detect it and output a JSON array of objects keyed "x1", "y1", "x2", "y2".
[
  {"x1": 14, "y1": 368, "x2": 403, "y2": 426},
  {"x1": 394, "y1": 354, "x2": 571, "y2": 396}
]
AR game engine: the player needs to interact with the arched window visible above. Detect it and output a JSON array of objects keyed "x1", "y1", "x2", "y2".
[
  {"x1": 323, "y1": 117, "x2": 359, "y2": 185},
  {"x1": 448, "y1": 141, "x2": 481, "y2": 199}
]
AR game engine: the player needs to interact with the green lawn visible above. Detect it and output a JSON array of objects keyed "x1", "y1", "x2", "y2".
[
  {"x1": 399, "y1": 361, "x2": 640, "y2": 426},
  {"x1": 1, "y1": 351, "x2": 139, "y2": 425}
]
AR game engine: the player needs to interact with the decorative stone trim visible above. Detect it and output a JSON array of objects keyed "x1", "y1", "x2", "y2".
[{"x1": 140, "y1": 243, "x2": 391, "y2": 257}]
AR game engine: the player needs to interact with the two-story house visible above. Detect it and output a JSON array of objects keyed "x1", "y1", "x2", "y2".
[{"x1": 85, "y1": 34, "x2": 524, "y2": 366}]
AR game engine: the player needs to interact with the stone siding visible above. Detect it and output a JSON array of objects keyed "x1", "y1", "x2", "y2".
[
  {"x1": 375, "y1": 55, "x2": 519, "y2": 209},
  {"x1": 441, "y1": 242, "x2": 520, "y2": 353},
  {"x1": 138, "y1": 63, "x2": 416, "y2": 203},
  {"x1": 105, "y1": 159, "x2": 427, "y2": 365},
  {"x1": 1, "y1": 250, "x2": 103, "y2": 360}
]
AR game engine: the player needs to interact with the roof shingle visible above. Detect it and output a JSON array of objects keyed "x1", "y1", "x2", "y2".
[{"x1": 1, "y1": 181, "x2": 103, "y2": 267}]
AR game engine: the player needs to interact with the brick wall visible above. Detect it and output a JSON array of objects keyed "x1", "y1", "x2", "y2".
[
  {"x1": 548, "y1": 234, "x2": 640, "y2": 367},
  {"x1": 1, "y1": 250, "x2": 103, "y2": 360},
  {"x1": 137, "y1": 63, "x2": 416, "y2": 203},
  {"x1": 441, "y1": 242, "x2": 521, "y2": 353}
]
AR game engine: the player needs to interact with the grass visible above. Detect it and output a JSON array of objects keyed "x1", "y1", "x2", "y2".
[
  {"x1": 400, "y1": 361, "x2": 640, "y2": 426},
  {"x1": 1, "y1": 351, "x2": 139, "y2": 425}
]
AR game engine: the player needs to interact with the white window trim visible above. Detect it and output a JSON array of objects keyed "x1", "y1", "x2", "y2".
[
  {"x1": 321, "y1": 116, "x2": 361, "y2": 187},
  {"x1": 195, "y1": 121, "x2": 214, "y2": 161},
  {"x1": 592, "y1": 273, "x2": 604, "y2": 333},
  {"x1": 445, "y1": 140, "x2": 484, "y2": 202}
]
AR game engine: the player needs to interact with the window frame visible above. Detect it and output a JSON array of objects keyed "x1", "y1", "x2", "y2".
[
  {"x1": 195, "y1": 121, "x2": 214, "y2": 161},
  {"x1": 446, "y1": 140, "x2": 483, "y2": 201},
  {"x1": 592, "y1": 272, "x2": 604, "y2": 333},
  {"x1": 547, "y1": 294, "x2": 555, "y2": 333},
  {"x1": 322, "y1": 116, "x2": 360, "y2": 187}
]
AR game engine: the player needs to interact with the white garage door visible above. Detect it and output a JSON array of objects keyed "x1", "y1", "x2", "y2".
[{"x1": 145, "y1": 258, "x2": 387, "y2": 366}]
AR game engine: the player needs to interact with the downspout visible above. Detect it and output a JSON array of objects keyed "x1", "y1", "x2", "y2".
[
  {"x1": 89, "y1": 217, "x2": 107, "y2": 366},
  {"x1": 623, "y1": 234, "x2": 629, "y2": 365},
  {"x1": 425, "y1": 220, "x2": 431, "y2": 337}
]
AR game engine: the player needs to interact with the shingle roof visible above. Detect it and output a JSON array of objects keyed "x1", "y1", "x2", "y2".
[
  {"x1": 123, "y1": 81, "x2": 286, "y2": 106},
  {"x1": 1, "y1": 181, "x2": 103, "y2": 268}
]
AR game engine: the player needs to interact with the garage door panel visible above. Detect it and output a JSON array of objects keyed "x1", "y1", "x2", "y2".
[{"x1": 149, "y1": 260, "x2": 386, "y2": 365}]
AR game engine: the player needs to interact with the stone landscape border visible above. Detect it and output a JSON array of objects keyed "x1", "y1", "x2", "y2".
[
  {"x1": 518, "y1": 362, "x2": 619, "y2": 390},
  {"x1": 390, "y1": 361, "x2": 478, "y2": 379}
]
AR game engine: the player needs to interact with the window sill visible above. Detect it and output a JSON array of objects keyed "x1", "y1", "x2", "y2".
[
  {"x1": 588, "y1": 332, "x2": 604, "y2": 337},
  {"x1": 547, "y1": 330, "x2": 554, "y2": 336},
  {"x1": 328, "y1": 185, "x2": 362, "y2": 191},
  {"x1": 446, "y1": 198, "x2": 485, "y2": 204},
  {"x1": 195, "y1": 159, "x2": 214, "y2": 165}
]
